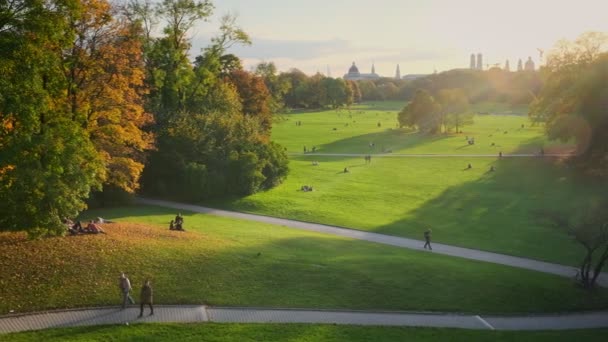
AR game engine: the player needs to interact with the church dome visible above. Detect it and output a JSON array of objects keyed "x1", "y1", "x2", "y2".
[{"x1": 348, "y1": 62, "x2": 360, "y2": 75}]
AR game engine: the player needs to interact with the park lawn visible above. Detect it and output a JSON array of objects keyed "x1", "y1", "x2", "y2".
[
  {"x1": 2, "y1": 205, "x2": 608, "y2": 316},
  {"x1": 273, "y1": 102, "x2": 569, "y2": 155},
  {"x1": 210, "y1": 156, "x2": 606, "y2": 266},
  {"x1": 4, "y1": 324, "x2": 608, "y2": 342}
]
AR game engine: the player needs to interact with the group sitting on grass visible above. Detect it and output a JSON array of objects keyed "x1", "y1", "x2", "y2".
[
  {"x1": 169, "y1": 213, "x2": 185, "y2": 231},
  {"x1": 64, "y1": 218, "x2": 107, "y2": 235},
  {"x1": 301, "y1": 185, "x2": 314, "y2": 192}
]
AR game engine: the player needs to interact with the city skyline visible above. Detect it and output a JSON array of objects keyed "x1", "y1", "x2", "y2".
[{"x1": 188, "y1": 0, "x2": 608, "y2": 76}]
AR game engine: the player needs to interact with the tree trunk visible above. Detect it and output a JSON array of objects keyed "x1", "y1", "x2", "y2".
[{"x1": 590, "y1": 246, "x2": 608, "y2": 287}]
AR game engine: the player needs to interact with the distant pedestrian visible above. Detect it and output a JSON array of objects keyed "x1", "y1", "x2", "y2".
[
  {"x1": 423, "y1": 229, "x2": 432, "y2": 250},
  {"x1": 303, "y1": 146, "x2": 307, "y2": 153},
  {"x1": 138, "y1": 279, "x2": 154, "y2": 317},
  {"x1": 119, "y1": 272, "x2": 135, "y2": 309}
]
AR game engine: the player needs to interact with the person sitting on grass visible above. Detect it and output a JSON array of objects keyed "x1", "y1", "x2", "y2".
[
  {"x1": 87, "y1": 221, "x2": 105, "y2": 234},
  {"x1": 169, "y1": 220, "x2": 175, "y2": 230},
  {"x1": 344, "y1": 167, "x2": 349, "y2": 173}
]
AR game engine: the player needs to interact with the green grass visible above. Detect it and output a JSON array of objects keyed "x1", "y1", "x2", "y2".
[
  {"x1": 205, "y1": 102, "x2": 595, "y2": 265},
  {"x1": 4, "y1": 324, "x2": 608, "y2": 342},
  {"x1": 209, "y1": 156, "x2": 606, "y2": 266},
  {"x1": 2, "y1": 205, "x2": 608, "y2": 315},
  {"x1": 273, "y1": 102, "x2": 569, "y2": 155}
]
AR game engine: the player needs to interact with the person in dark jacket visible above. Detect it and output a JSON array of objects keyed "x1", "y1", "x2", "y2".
[
  {"x1": 138, "y1": 279, "x2": 154, "y2": 317},
  {"x1": 423, "y1": 229, "x2": 432, "y2": 250}
]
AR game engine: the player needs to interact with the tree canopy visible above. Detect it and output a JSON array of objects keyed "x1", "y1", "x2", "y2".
[{"x1": 531, "y1": 32, "x2": 608, "y2": 170}]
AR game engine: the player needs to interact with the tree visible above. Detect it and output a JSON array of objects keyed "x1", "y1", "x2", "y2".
[
  {"x1": 437, "y1": 88, "x2": 472, "y2": 133},
  {"x1": 530, "y1": 32, "x2": 608, "y2": 169},
  {"x1": 348, "y1": 80, "x2": 362, "y2": 103},
  {"x1": 255, "y1": 61, "x2": 291, "y2": 112},
  {"x1": 0, "y1": 0, "x2": 105, "y2": 236},
  {"x1": 398, "y1": 90, "x2": 441, "y2": 133},
  {"x1": 542, "y1": 202, "x2": 608, "y2": 289},
  {"x1": 227, "y1": 69, "x2": 273, "y2": 133},
  {"x1": 62, "y1": 0, "x2": 153, "y2": 193}
]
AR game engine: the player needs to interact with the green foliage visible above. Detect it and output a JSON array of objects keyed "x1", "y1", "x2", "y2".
[
  {"x1": 141, "y1": 111, "x2": 288, "y2": 200},
  {"x1": 531, "y1": 32, "x2": 608, "y2": 168},
  {"x1": 438, "y1": 88, "x2": 473, "y2": 132},
  {"x1": 398, "y1": 90, "x2": 441, "y2": 133},
  {"x1": 0, "y1": 119, "x2": 104, "y2": 237}
]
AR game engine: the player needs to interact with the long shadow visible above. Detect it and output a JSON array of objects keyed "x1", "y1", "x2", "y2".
[
  {"x1": 372, "y1": 138, "x2": 605, "y2": 266},
  {"x1": 295, "y1": 129, "x2": 451, "y2": 162}
]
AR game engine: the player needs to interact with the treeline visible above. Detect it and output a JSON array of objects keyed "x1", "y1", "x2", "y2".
[
  {"x1": 0, "y1": 0, "x2": 288, "y2": 236},
  {"x1": 259, "y1": 67, "x2": 541, "y2": 111}
]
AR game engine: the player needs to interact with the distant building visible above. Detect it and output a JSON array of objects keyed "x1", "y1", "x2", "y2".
[
  {"x1": 504, "y1": 59, "x2": 510, "y2": 72},
  {"x1": 517, "y1": 58, "x2": 523, "y2": 72},
  {"x1": 524, "y1": 56, "x2": 535, "y2": 71},
  {"x1": 476, "y1": 53, "x2": 483, "y2": 70},
  {"x1": 395, "y1": 64, "x2": 401, "y2": 80},
  {"x1": 470, "y1": 54, "x2": 476, "y2": 69},
  {"x1": 343, "y1": 62, "x2": 380, "y2": 81}
]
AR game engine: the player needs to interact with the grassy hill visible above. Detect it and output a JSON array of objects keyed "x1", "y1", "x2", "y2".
[{"x1": 1, "y1": 205, "x2": 607, "y2": 315}]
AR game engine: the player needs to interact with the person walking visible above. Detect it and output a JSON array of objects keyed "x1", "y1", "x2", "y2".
[
  {"x1": 119, "y1": 272, "x2": 135, "y2": 309},
  {"x1": 138, "y1": 279, "x2": 154, "y2": 317},
  {"x1": 423, "y1": 229, "x2": 432, "y2": 250}
]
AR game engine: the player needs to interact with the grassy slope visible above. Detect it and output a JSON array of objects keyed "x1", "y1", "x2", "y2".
[
  {"x1": 1, "y1": 205, "x2": 607, "y2": 315},
  {"x1": 209, "y1": 102, "x2": 598, "y2": 265},
  {"x1": 211, "y1": 156, "x2": 605, "y2": 265},
  {"x1": 274, "y1": 102, "x2": 570, "y2": 155},
  {"x1": 4, "y1": 324, "x2": 608, "y2": 342}
]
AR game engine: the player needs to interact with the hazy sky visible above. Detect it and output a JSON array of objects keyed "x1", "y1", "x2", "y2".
[{"x1": 188, "y1": 0, "x2": 608, "y2": 76}]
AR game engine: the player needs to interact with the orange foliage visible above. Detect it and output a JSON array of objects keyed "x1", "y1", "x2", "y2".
[{"x1": 60, "y1": 0, "x2": 154, "y2": 192}]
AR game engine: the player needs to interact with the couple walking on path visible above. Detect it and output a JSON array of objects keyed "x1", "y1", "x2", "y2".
[{"x1": 119, "y1": 273, "x2": 154, "y2": 317}]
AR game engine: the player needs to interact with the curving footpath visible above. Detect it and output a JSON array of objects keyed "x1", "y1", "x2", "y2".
[
  {"x1": 137, "y1": 198, "x2": 608, "y2": 287},
  {"x1": 2, "y1": 306, "x2": 608, "y2": 334}
]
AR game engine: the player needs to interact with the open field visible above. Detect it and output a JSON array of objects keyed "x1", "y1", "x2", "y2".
[
  {"x1": 4, "y1": 323, "x2": 608, "y2": 342},
  {"x1": 211, "y1": 156, "x2": 604, "y2": 266},
  {"x1": 2, "y1": 205, "x2": 607, "y2": 315},
  {"x1": 274, "y1": 102, "x2": 571, "y2": 155}
]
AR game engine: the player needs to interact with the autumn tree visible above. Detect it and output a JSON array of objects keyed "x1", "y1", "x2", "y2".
[
  {"x1": 0, "y1": 0, "x2": 105, "y2": 236},
  {"x1": 255, "y1": 61, "x2": 291, "y2": 112},
  {"x1": 62, "y1": 0, "x2": 153, "y2": 194},
  {"x1": 531, "y1": 32, "x2": 608, "y2": 170},
  {"x1": 227, "y1": 70, "x2": 273, "y2": 133}
]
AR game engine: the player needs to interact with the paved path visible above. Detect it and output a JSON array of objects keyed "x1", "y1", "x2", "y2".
[
  {"x1": 289, "y1": 152, "x2": 574, "y2": 158},
  {"x1": 2, "y1": 306, "x2": 608, "y2": 333},
  {"x1": 137, "y1": 198, "x2": 608, "y2": 287}
]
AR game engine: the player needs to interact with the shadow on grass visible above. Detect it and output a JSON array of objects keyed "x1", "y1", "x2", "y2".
[
  {"x1": 293, "y1": 129, "x2": 451, "y2": 161},
  {"x1": 372, "y1": 138, "x2": 605, "y2": 265}
]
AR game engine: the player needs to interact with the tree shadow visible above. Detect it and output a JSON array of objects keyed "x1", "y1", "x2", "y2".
[
  {"x1": 295, "y1": 129, "x2": 451, "y2": 162},
  {"x1": 371, "y1": 139, "x2": 604, "y2": 266}
]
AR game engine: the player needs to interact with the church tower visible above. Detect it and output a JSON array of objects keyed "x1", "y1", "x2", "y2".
[
  {"x1": 395, "y1": 64, "x2": 401, "y2": 80},
  {"x1": 470, "y1": 54, "x2": 476, "y2": 69},
  {"x1": 504, "y1": 60, "x2": 510, "y2": 72},
  {"x1": 476, "y1": 53, "x2": 483, "y2": 70},
  {"x1": 525, "y1": 57, "x2": 535, "y2": 71},
  {"x1": 371, "y1": 63, "x2": 376, "y2": 75}
]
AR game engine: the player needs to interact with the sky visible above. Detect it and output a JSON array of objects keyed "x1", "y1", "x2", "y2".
[{"x1": 188, "y1": 0, "x2": 608, "y2": 76}]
